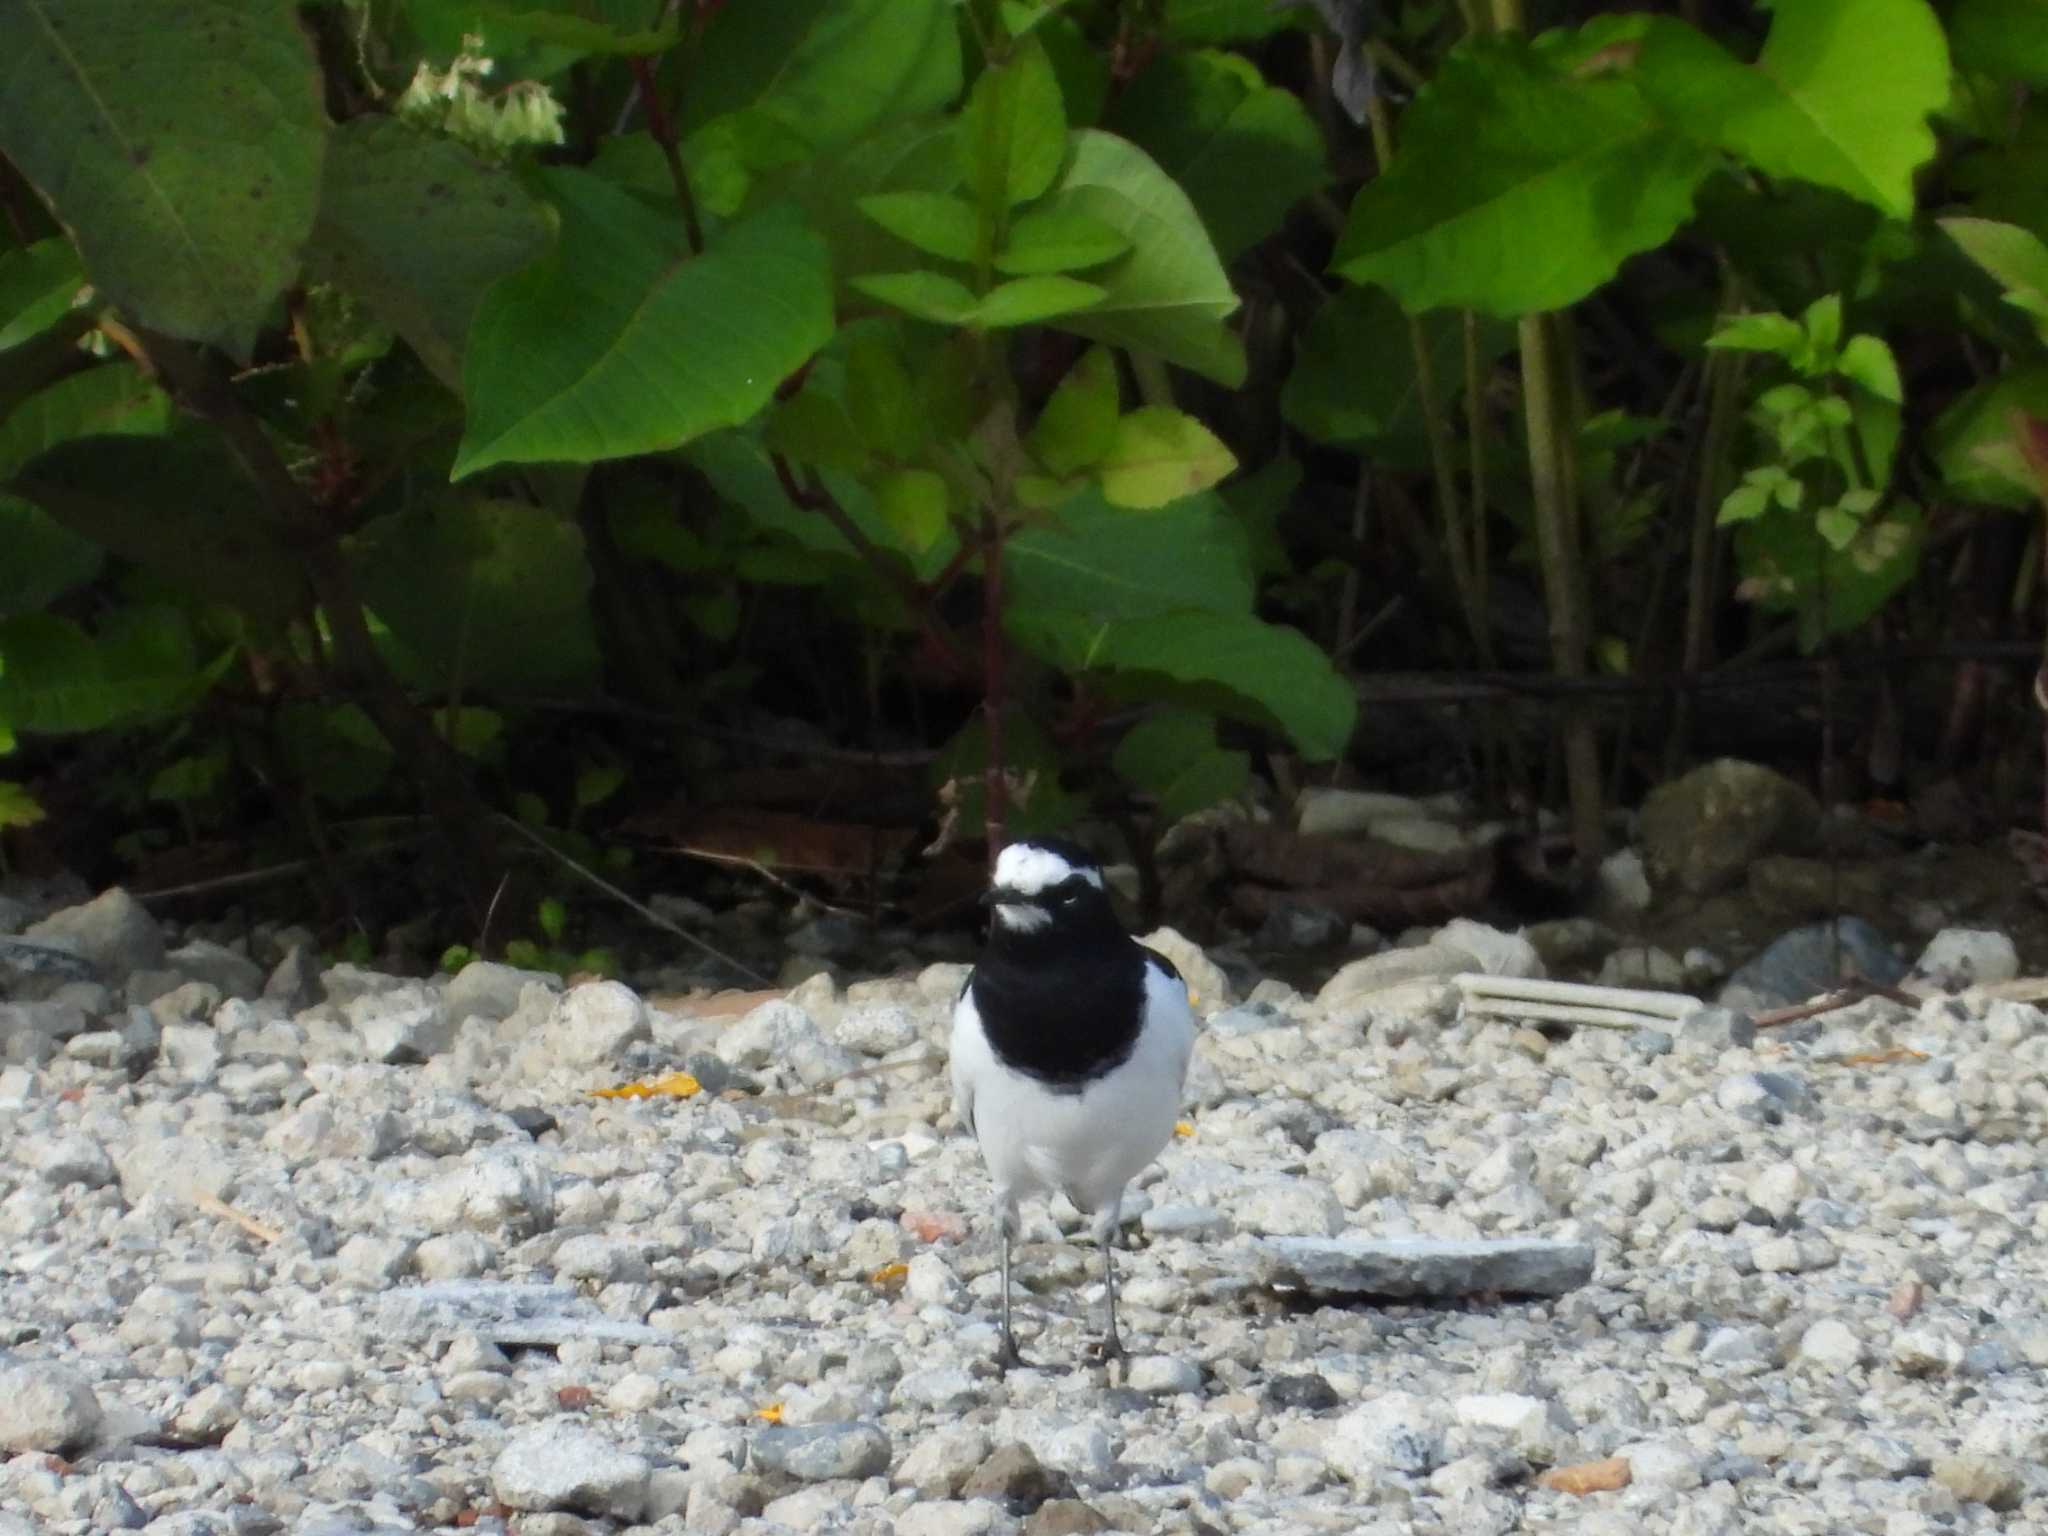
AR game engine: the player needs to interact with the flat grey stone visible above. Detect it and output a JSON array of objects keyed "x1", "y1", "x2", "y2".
[
  {"x1": 375, "y1": 1281, "x2": 670, "y2": 1347},
  {"x1": 1247, "y1": 1236, "x2": 1595, "y2": 1298},
  {"x1": 24, "y1": 887, "x2": 164, "y2": 977},
  {"x1": 166, "y1": 939, "x2": 265, "y2": 999},
  {"x1": 492, "y1": 1421, "x2": 651, "y2": 1517},
  {"x1": 0, "y1": 1360, "x2": 102, "y2": 1453},
  {"x1": 751, "y1": 1421, "x2": 892, "y2": 1482}
]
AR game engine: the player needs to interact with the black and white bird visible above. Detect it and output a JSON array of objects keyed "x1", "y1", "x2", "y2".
[{"x1": 950, "y1": 836, "x2": 1196, "y2": 1365}]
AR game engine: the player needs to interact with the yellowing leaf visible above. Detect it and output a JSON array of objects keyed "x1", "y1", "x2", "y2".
[
  {"x1": 591, "y1": 1071, "x2": 701, "y2": 1100},
  {"x1": 754, "y1": 1402, "x2": 785, "y2": 1423},
  {"x1": 869, "y1": 1262, "x2": 910, "y2": 1289},
  {"x1": 0, "y1": 781, "x2": 45, "y2": 830},
  {"x1": 1098, "y1": 407, "x2": 1236, "y2": 508}
]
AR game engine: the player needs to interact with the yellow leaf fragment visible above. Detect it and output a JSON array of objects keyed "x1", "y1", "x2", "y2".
[
  {"x1": 1174, "y1": 1120, "x2": 1194, "y2": 1138},
  {"x1": 591, "y1": 1071, "x2": 702, "y2": 1100},
  {"x1": 754, "y1": 1403, "x2": 784, "y2": 1423},
  {"x1": 870, "y1": 1262, "x2": 910, "y2": 1290}
]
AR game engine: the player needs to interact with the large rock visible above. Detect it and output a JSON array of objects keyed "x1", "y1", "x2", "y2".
[
  {"x1": 445, "y1": 960, "x2": 559, "y2": 1026},
  {"x1": 1638, "y1": 758, "x2": 1819, "y2": 896},
  {"x1": 751, "y1": 1421, "x2": 892, "y2": 1482},
  {"x1": 492, "y1": 1422, "x2": 651, "y2": 1518},
  {"x1": 24, "y1": 888, "x2": 164, "y2": 978},
  {"x1": 536, "y1": 980, "x2": 651, "y2": 1069},
  {"x1": 1248, "y1": 1236, "x2": 1595, "y2": 1298},
  {"x1": 165, "y1": 939, "x2": 265, "y2": 999},
  {"x1": 1717, "y1": 918, "x2": 1904, "y2": 1012},
  {"x1": 347, "y1": 982, "x2": 454, "y2": 1064},
  {"x1": 0, "y1": 1362, "x2": 102, "y2": 1454}
]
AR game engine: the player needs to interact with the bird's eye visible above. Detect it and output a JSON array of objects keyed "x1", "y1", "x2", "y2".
[{"x1": 1058, "y1": 889, "x2": 1078, "y2": 905}]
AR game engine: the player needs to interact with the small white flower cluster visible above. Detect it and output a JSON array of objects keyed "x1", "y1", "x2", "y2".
[{"x1": 396, "y1": 34, "x2": 565, "y2": 155}]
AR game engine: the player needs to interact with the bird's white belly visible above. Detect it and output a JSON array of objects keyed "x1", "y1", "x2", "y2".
[{"x1": 951, "y1": 966, "x2": 1192, "y2": 1215}]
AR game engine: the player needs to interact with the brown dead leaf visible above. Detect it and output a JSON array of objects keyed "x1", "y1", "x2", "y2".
[
  {"x1": 591, "y1": 1071, "x2": 701, "y2": 1100},
  {"x1": 1539, "y1": 1457, "x2": 1632, "y2": 1494},
  {"x1": 1837, "y1": 1047, "x2": 1929, "y2": 1067},
  {"x1": 556, "y1": 1385, "x2": 594, "y2": 1409},
  {"x1": 900, "y1": 1209, "x2": 968, "y2": 1244}
]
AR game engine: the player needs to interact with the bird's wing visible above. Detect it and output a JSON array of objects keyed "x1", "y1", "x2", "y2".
[
  {"x1": 1143, "y1": 952, "x2": 1197, "y2": 1091},
  {"x1": 948, "y1": 975, "x2": 979, "y2": 1138}
]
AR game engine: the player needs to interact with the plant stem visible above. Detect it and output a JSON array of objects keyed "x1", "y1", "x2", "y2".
[
  {"x1": 1669, "y1": 334, "x2": 1745, "y2": 772},
  {"x1": 628, "y1": 54, "x2": 703, "y2": 255},
  {"x1": 981, "y1": 509, "x2": 1008, "y2": 863}
]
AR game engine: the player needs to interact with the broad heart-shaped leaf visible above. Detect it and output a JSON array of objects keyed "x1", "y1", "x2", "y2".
[
  {"x1": 0, "y1": 363, "x2": 169, "y2": 480},
  {"x1": 1107, "y1": 48, "x2": 1327, "y2": 264},
  {"x1": 0, "y1": 238, "x2": 83, "y2": 354},
  {"x1": 1929, "y1": 367, "x2": 2048, "y2": 506},
  {"x1": 1046, "y1": 131, "x2": 1246, "y2": 385},
  {"x1": 351, "y1": 498, "x2": 600, "y2": 691},
  {"x1": 0, "y1": 495, "x2": 100, "y2": 617},
  {"x1": 857, "y1": 192, "x2": 980, "y2": 263},
  {"x1": 1028, "y1": 345, "x2": 1119, "y2": 475},
  {"x1": 683, "y1": 0, "x2": 960, "y2": 158},
  {"x1": 306, "y1": 120, "x2": 553, "y2": 391},
  {"x1": 9, "y1": 432, "x2": 307, "y2": 626},
  {"x1": 0, "y1": 604, "x2": 215, "y2": 734},
  {"x1": 0, "y1": 0, "x2": 326, "y2": 357},
  {"x1": 972, "y1": 274, "x2": 1104, "y2": 328},
  {"x1": 455, "y1": 171, "x2": 833, "y2": 477},
  {"x1": 1632, "y1": 2, "x2": 1947, "y2": 221},
  {"x1": 1280, "y1": 286, "x2": 1511, "y2": 462},
  {"x1": 1951, "y1": 0, "x2": 2048, "y2": 86},
  {"x1": 1112, "y1": 708, "x2": 1249, "y2": 821},
  {"x1": 995, "y1": 204, "x2": 1131, "y2": 275},
  {"x1": 1335, "y1": 37, "x2": 1713, "y2": 317},
  {"x1": 1098, "y1": 407, "x2": 1237, "y2": 508},
  {"x1": 1940, "y1": 218, "x2": 2048, "y2": 336},
  {"x1": 959, "y1": 35, "x2": 1067, "y2": 213},
  {"x1": 1005, "y1": 488, "x2": 1255, "y2": 623}
]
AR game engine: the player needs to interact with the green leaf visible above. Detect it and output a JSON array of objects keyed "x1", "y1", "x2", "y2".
[
  {"x1": 1836, "y1": 335, "x2": 1902, "y2": 403},
  {"x1": 352, "y1": 498, "x2": 600, "y2": 691},
  {"x1": 683, "y1": 0, "x2": 961, "y2": 158},
  {"x1": 0, "y1": 238, "x2": 83, "y2": 353},
  {"x1": 306, "y1": 119, "x2": 554, "y2": 391},
  {"x1": 1028, "y1": 345, "x2": 1119, "y2": 476},
  {"x1": 932, "y1": 710, "x2": 1085, "y2": 839},
  {"x1": 0, "y1": 605, "x2": 212, "y2": 734},
  {"x1": 1106, "y1": 48, "x2": 1327, "y2": 264},
  {"x1": 1334, "y1": 36, "x2": 1713, "y2": 316},
  {"x1": 851, "y1": 270, "x2": 979, "y2": 324},
  {"x1": 1098, "y1": 407, "x2": 1237, "y2": 508},
  {"x1": 1707, "y1": 311, "x2": 1805, "y2": 356},
  {"x1": 455, "y1": 172, "x2": 833, "y2": 477},
  {"x1": 438, "y1": 706, "x2": 506, "y2": 759},
  {"x1": 1112, "y1": 708, "x2": 1249, "y2": 821},
  {"x1": 10, "y1": 433, "x2": 305, "y2": 624},
  {"x1": 0, "y1": 496, "x2": 100, "y2": 617},
  {"x1": 1280, "y1": 287, "x2": 1505, "y2": 456},
  {"x1": 1088, "y1": 612, "x2": 1357, "y2": 760},
  {"x1": 0, "y1": 0, "x2": 327, "y2": 356},
  {"x1": 1950, "y1": 0, "x2": 2048, "y2": 86},
  {"x1": 1163, "y1": 0, "x2": 1302, "y2": 43},
  {"x1": 845, "y1": 329, "x2": 923, "y2": 458},
  {"x1": 406, "y1": 0, "x2": 679, "y2": 61},
  {"x1": 538, "y1": 896, "x2": 568, "y2": 943},
  {"x1": 1633, "y1": 2, "x2": 1948, "y2": 220},
  {"x1": 1929, "y1": 367, "x2": 2048, "y2": 506},
  {"x1": 1718, "y1": 479, "x2": 1773, "y2": 525},
  {"x1": 0, "y1": 782, "x2": 44, "y2": 830},
  {"x1": 994, "y1": 204, "x2": 1132, "y2": 275},
  {"x1": 0, "y1": 362, "x2": 169, "y2": 481},
  {"x1": 958, "y1": 35, "x2": 1067, "y2": 212},
  {"x1": 1005, "y1": 488, "x2": 1254, "y2": 622},
  {"x1": 875, "y1": 468, "x2": 949, "y2": 552},
  {"x1": 1731, "y1": 499, "x2": 1922, "y2": 649},
  {"x1": 149, "y1": 747, "x2": 229, "y2": 804},
  {"x1": 972, "y1": 274, "x2": 1105, "y2": 327},
  {"x1": 1044, "y1": 131, "x2": 1246, "y2": 385},
  {"x1": 1940, "y1": 217, "x2": 2048, "y2": 334},
  {"x1": 857, "y1": 191, "x2": 981, "y2": 263},
  {"x1": 278, "y1": 702, "x2": 393, "y2": 806},
  {"x1": 766, "y1": 392, "x2": 870, "y2": 473}
]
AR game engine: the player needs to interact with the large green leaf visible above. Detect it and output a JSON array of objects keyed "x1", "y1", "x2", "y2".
[
  {"x1": 0, "y1": 0, "x2": 326, "y2": 356},
  {"x1": 307, "y1": 120, "x2": 553, "y2": 391},
  {"x1": 0, "y1": 363, "x2": 169, "y2": 479},
  {"x1": 1112, "y1": 708, "x2": 1250, "y2": 820},
  {"x1": 683, "y1": 0, "x2": 960, "y2": 159},
  {"x1": 1107, "y1": 49, "x2": 1326, "y2": 264},
  {"x1": 1940, "y1": 217, "x2": 2048, "y2": 336},
  {"x1": 1929, "y1": 368, "x2": 2048, "y2": 506},
  {"x1": 9, "y1": 433, "x2": 306, "y2": 624},
  {"x1": 351, "y1": 498, "x2": 601, "y2": 690},
  {"x1": 0, "y1": 605, "x2": 215, "y2": 734},
  {"x1": 1334, "y1": 37, "x2": 1713, "y2": 316},
  {"x1": 1951, "y1": 0, "x2": 2048, "y2": 86},
  {"x1": 1005, "y1": 489, "x2": 1254, "y2": 622},
  {"x1": 0, "y1": 238, "x2": 83, "y2": 353},
  {"x1": 1633, "y1": 2, "x2": 1948, "y2": 221},
  {"x1": 0, "y1": 496, "x2": 100, "y2": 617},
  {"x1": 1046, "y1": 131, "x2": 1245, "y2": 384},
  {"x1": 959, "y1": 35, "x2": 1067, "y2": 212},
  {"x1": 455, "y1": 170, "x2": 834, "y2": 477},
  {"x1": 1094, "y1": 613, "x2": 1355, "y2": 760}
]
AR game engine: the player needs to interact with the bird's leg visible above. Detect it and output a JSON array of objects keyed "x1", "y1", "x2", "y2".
[
  {"x1": 995, "y1": 1194, "x2": 1022, "y2": 1370},
  {"x1": 1092, "y1": 1194, "x2": 1127, "y2": 1363}
]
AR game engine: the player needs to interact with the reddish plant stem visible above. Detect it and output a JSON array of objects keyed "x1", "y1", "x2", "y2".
[
  {"x1": 981, "y1": 510, "x2": 1008, "y2": 864},
  {"x1": 628, "y1": 55, "x2": 703, "y2": 255}
]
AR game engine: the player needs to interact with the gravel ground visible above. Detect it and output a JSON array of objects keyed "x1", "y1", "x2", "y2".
[{"x1": 2, "y1": 888, "x2": 2047, "y2": 1535}]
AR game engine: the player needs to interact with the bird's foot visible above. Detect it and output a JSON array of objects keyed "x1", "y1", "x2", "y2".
[
  {"x1": 995, "y1": 1333, "x2": 1026, "y2": 1374},
  {"x1": 1088, "y1": 1333, "x2": 1129, "y2": 1366}
]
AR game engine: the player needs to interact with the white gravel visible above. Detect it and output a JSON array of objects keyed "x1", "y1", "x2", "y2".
[{"x1": 1, "y1": 895, "x2": 2046, "y2": 1534}]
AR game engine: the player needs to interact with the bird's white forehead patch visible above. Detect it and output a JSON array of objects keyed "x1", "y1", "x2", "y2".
[{"x1": 993, "y1": 842, "x2": 1104, "y2": 896}]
